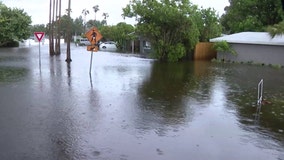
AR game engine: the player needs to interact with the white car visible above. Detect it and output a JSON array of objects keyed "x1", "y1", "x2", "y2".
[
  {"x1": 78, "y1": 38, "x2": 91, "y2": 46},
  {"x1": 99, "y1": 41, "x2": 117, "y2": 51}
]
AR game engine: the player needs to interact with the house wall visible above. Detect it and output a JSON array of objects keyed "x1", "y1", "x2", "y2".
[{"x1": 217, "y1": 43, "x2": 284, "y2": 66}]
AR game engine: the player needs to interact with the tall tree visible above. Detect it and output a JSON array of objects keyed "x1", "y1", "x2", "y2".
[
  {"x1": 82, "y1": 9, "x2": 89, "y2": 32},
  {"x1": 0, "y1": 2, "x2": 31, "y2": 46},
  {"x1": 102, "y1": 12, "x2": 109, "y2": 25},
  {"x1": 51, "y1": 0, "x2": 56, "y2": 54},
  {"x1": 221, "y1": 0, "x2": 283, "y2": 33},
  {"x1": 55, "y1": 0, "x2": 62, "y2": 55},
  {"x1": 123, "y1": 0, "x2": 200, "y2": 62},
  {"x1": 194, "y1": 8, "x2": 222, "y2": 42},
  {"x1": 66, "y1": 0, "x2": 72, "y2": 62},
  {"x1": 48, "y1": 0, "x2": 62, "y2": 55},
  {"x1": 49, "y1": 0, "x2": 54, "y2": 54},
  {"x1": 86, "y1": 19, "x2": 103, "y2": 29},
  {"x1": 73, "y1": 16, "x2": 84, "y2": 36},
  {"x1": 100, "y1": 22, "x2": 135, "y2": 51},
  {"x1": 93, "y1": 5, "x2": 99, "y2": 21},
  {"x1": 30, "y1": 24, "x2": 47, "y2": 34},
  {"x1": 267, "y1": 0, "x2": 284, "y2": 37},
  {"x1": 48, "y1": 0, "x2": 55, "y2": 55}
]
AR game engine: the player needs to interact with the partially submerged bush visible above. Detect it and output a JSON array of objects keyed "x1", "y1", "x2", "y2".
[{"x1": 213, "y1": 40, "x2": 237, "y2": 61}]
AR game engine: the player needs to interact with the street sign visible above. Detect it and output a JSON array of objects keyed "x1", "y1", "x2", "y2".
[
  {"x1": 85, "y1": 27, "x2": 102, "y2": 46},
  {"x1": 85, "y1": 27, "x2": 103, "y2": 74},
  {"x1": 87, "y1": 45, "x2": 99, "y2": 52},
  {"x1": 34, "y1": 32, "x2": 45, "y2": 42},
  {"x1": 34, "y1": 32, "x2": 45, "y2": 69}
]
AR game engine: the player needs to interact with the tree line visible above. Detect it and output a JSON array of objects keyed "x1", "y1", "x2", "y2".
[
  {"x1": 0, "y1": 2, "x2": 31, "y2": 47},
  {"x1": 1, "y1": 0, "x2": 284, "y2": 62}
]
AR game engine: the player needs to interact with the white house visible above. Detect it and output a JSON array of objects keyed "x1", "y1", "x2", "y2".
[{"x1": 210, "y1": 32, "x2": 284, "y2": 66}]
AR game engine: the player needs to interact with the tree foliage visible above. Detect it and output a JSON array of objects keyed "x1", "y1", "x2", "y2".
[
  {"x1": 194, "y1": 8, "x2": 222, "y2": 42},
  {"x1": 86, "y1": 19, "x2": 104, "y2": 29},
  {"x1": 92, "y1": 5, "x2": 99, "y2": 20},
  {"x1": 57, "y1": 15, "x2": 73, "y2": 40},
  {"x1": 100, "y1": 22, "x2": 135, "y2": 51},
  {"x1": 267, "y1": 21, "x2": 284, "y2": 37},
  {"x1": 30, "y1": 24, "x2": 47, "y2": 34},
  {"x1": 102, "y1": 12, "x2": 109, "y2": 25},
  {"x1": 0, "y1": 2, "x2": 31, "y2": 47},
  {"x1": 73, "y1": 16, "x2": 84, "y2": 36},
  {"x1": 213, "y1": 40, "x2": 237, "y2": 61},
  {"x1": 123, "y1": 0, "x2": 221, "y2": 62},
  {"x1": 221, "y1": 0, "x2": 283, "y2": 34},
  {"x1": 213, "y1": 41, "x2": 236, "y2": 55}
]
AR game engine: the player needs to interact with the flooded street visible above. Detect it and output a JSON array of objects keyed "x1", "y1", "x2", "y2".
[{"x1": 0, "y1": 44, "x2": 284, "y2": 160}]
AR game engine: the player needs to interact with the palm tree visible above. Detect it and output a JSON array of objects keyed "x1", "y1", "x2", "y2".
[
  {"x1": 93, "y1": 5, "x2": 99, "y2": 20},
  {"x1": 49, "y1": 0, "x2": 54, "y2": 55},
  {"x1": 55, "y1": 0, "x2": 62, "y2": 55},
  {"x1": 49, "y1": 0, "x2": 56, "y2": 55},
  {"x1": 82, "y1": 9, "x2": 89, "y2": 32},
  {"x1": 102, "y1": 12, "x2": 109, "y2": 25},
  {"x1": 66, "y1": 0, "x2": 72, "y2": 63}
]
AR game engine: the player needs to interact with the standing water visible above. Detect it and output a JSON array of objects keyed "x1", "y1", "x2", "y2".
[{"x1": 0, "y1": 43, "x2": 283, "y2": 160}]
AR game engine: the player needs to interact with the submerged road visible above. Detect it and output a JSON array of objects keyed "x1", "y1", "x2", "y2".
[{"x1": 0, "y1": 44, "x2": 284, "y2": 160}]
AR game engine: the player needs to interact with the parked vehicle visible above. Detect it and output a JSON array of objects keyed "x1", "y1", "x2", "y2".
[
  {"x1": 99, "y1": 41, "x2": 117, "y2": 51},
  {"x1": 78, "y1": 38, "x2": 91, "y2": 46}
]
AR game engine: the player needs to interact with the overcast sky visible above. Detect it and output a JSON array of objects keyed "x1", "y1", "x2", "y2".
[{"x1": 2, "y1": 0, "x2": 229, "y2": 25}]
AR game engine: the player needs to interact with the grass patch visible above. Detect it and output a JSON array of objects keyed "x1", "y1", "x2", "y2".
[
  {"x1": 0, "y1": 67, "x2": 28, "y2": 82},
  {"x1": 211, "y1": 59, "x2": 283, "y2": 69},
  {"x1": 271, "y1": 64, "x2": 283, "y2": 69}
]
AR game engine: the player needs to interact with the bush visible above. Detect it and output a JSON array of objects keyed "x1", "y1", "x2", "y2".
[
  {"x1": 167, "y1": 43, "x2": 186, "y2": 62},
  {"x1": 213, "y1": 40, "x2": 237, "y2": 55},
  {"x1": 213, "y1": 40, "x2": 237, "y2": 61},
  {"x1": 2, "y1": 41, "x2": 20, "y2": 47}
]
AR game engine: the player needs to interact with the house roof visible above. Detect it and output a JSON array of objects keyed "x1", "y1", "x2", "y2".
[{"x1": 210, "y1": 32, "x2": 284, "y2": 46}]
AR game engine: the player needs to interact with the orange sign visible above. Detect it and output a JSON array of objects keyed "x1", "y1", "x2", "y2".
[
  {"x1": 85, "y1": 27, "x2": 103, "y2": 46},
  {"x1": 87, "y1": 45, "x2": 99, "y2": 52}
]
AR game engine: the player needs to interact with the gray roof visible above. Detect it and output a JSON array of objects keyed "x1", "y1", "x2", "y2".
[{"x1": 210, "y1": 32, "x2": 284, "y2": 46}]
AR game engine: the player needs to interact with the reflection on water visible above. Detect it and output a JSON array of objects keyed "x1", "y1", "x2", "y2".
[{"x1": 0, "y1": 45, "x2": 284, "y2": 160}]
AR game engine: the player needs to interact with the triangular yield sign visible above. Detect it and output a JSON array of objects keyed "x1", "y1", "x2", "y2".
[{"x1": 34, "y1": 32, "x2": 45, "y2": 42}]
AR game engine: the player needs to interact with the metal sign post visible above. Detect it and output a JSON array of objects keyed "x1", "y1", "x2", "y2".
[
  {"x1": 38, "y1": 41, "x2": 41, "y2": 67},
  {"x1": 89, "y1": 51, "x2": 94, "y2": 74}
]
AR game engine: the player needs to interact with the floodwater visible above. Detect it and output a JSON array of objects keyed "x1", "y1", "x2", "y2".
[{"x1": 0, "y1": 43, "x2": 284, "y2": 160}]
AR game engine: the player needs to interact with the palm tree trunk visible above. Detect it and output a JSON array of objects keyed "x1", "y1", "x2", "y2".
[
  {"x1": 51, "y1": 0, "x2": 56, "y2": 55},
  {"x1": 66, "y1": 0, "x2": 72, "y2": 62},
  {"x1": 55, "y1": 0, "x2": 59, "y2": 55},
  {"x1": 55, "y1": 0, "x2": 61, "y2": 55},
  {"x1": 49, "y1": 0, "x2": 54, "y2": 55},
  {"x1": 58, "y1": 0, "x2": 61, "y2": 54}
]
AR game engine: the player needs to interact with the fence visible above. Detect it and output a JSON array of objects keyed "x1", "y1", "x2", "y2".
[{"x1": 194, "y1": 42, "x2": 217, "y2": 60}]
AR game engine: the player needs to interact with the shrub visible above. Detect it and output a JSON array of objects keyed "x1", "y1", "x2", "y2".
[
  {"x1": 2, "y1": 41, "x2": 20, "y2": 47},
  {"x1": 213, "y1": 40, "x2": 237, "y2": 61}
]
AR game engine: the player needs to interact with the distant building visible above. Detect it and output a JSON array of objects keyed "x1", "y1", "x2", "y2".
[
  {"x1": 210, "y1": 32, "x2": 284, "y2": 66},
  {"x1": 128, "y1": 32, "x2": 152, "y2": 55}
]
